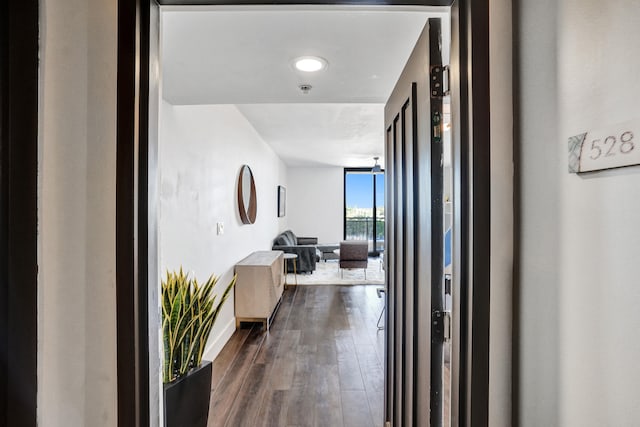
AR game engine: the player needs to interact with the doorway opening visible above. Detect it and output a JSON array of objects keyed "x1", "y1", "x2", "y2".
[
  {"x1": 115, "y1": 0, "x2": 493, "y2": 425},
  {"x1": 154, "y1": 6, "x2": 454, "y2": 427}
]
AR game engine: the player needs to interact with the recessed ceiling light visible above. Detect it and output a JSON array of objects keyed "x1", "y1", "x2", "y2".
[{"x1": 293, "y1": 56, "x2": 328, "y2": 72}]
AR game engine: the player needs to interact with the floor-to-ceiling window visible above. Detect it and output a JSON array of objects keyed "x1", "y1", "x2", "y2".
[{"x1": 344, "y1": 168, "x2": 385, "y2": 255}]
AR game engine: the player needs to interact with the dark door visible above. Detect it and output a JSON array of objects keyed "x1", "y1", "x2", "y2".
[
  {"x1": 1, "y1": 1, "x2": 39, "y2": 426},
  {"x1": 384, "y1": 18, "x2": 446, "y2": 426}
]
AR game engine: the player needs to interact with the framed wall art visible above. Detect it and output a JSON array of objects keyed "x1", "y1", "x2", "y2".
[{"x1": 277, "y1": 185, "x2": 286, "y2": 217}]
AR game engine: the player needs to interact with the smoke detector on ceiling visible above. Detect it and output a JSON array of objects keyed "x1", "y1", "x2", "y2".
[{"x1": 298, "y1": 84, "x2": 312, "y2": 94}]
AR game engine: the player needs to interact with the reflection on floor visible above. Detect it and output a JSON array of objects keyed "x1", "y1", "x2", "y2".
[{"x1": 208, "y1": 285, "x2": 385, "y2": 427}]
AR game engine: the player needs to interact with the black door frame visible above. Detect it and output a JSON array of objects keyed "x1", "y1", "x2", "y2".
[
  {"x1": 0, "y1": 1, "x2": 39, "y2": 426},
  {"x1": 116, "y1": 0, "x2": 491, "y2": 426}
]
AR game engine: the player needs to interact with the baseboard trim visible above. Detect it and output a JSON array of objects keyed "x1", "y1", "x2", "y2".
[{"x1": 202, "y1": 318, "x2": 236, "y2": 362}]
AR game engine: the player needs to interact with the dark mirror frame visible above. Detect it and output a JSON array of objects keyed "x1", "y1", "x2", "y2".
[{"x1": 237, "y1": 165, "x2": 257, "y2": 224}]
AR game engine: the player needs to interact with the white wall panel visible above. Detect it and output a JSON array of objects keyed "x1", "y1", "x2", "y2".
[
  {"x1": 159, "y1": 102, "x2": 288, "y2": 361},
  {"x1": 518, "y1": 0, "x2": 640, "y2": 425},
  {"x1": 287, "y1": 167, "x2": 344, "y2": 244},
  {"x1": 39, "y1": 0, "x2": 118, "y2": 425}
]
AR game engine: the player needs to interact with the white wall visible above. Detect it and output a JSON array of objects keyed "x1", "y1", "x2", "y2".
[
  {"x1": 38, "y1": 0, "x2": 118, "y2": 425},
  {"x1": 159, "y1": 102, "x2": 288, "y2": 361},
  {"x1": 489, "y1": 0, "x2": 513, "y2": 424},
  {"x1": 517, "y1": 0, "x2": 560, "y2": 424},
  {"x1": 557, "y1": 1, "x2": 640, "y2": 425},
  {"x1": 287, "y1": 167, "x2": 344, "y2": 244},
  {"x1": 518, "y1": 0, "x2": 640, "y2": 426}
]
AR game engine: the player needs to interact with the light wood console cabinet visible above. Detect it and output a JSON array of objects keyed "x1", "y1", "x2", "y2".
[{"x1": 234, "y1": 250, "x2": 284, "y2": 330}]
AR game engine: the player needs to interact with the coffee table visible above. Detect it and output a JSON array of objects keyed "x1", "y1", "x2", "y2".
[{"x1": 317, "y1": 244, "x2": 340, "y2": 261}]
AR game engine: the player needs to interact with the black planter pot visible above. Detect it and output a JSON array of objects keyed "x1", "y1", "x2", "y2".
[{"x1": 164, "y1": 360, "x2": 212, "y2": 427}]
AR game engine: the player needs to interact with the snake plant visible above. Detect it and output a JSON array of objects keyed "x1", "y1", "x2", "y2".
[{"x1": 162, "y1": 267, "x2": 236, "y2": 383}]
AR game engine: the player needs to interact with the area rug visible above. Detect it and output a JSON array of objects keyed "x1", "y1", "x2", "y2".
[{"x1": 286, "y1": 258, "x2": 384, "y2": 285}]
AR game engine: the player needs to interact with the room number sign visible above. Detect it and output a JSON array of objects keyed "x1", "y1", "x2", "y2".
[{"x1": 568, "y1": 119, "x2": 640, "y2": 173}]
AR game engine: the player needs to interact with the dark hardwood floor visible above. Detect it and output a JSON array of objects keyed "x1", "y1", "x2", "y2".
[{"x1": 208, "y1": 285, "x2": 385, "y2": 427}]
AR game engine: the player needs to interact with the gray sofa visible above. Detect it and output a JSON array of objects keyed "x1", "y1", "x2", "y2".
[{"x1": 272, "y1": 230, "x2": 321, "y2": 273}]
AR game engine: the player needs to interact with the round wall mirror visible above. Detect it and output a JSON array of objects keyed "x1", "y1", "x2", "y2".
[{"x1": 237, "y1": 165, "x2": 257, "y2": 224}]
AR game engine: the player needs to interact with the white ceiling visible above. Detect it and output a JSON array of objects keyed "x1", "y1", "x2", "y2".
[
  {"x1": 236, "y1": 103, "x2": 384, "y2": 167},
  {"x1": 161, "y1": 7, "x2": 449, "y2": 167}
]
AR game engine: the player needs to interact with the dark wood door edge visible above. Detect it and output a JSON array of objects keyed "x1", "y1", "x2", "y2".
[
  {"x1": 468, "y1": 0, "x2": 491, "y2": 425},
  {"x1": 1, "y1": 1, "x2": 39, "y2": 426},
  {"x1": 117, "y1": 0, "x2": 152, "y2": 425}
]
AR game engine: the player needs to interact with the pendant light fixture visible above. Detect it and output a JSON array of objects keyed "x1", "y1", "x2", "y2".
[{"x1": 372, "y1": 156, "x2": 382, "y2": 173}]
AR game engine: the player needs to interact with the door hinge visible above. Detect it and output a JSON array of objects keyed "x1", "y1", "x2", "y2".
[
  {"x1": 432, "y1": 310, "x2": 451, "y2": 343},
  {"x1": 430, "y1": 65, "x2": 450, "y2": 98}
]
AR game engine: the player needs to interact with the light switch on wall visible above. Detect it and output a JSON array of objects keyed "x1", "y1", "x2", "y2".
[{"x1": 216, "y1": 222, "x2": 224, "y2": 235}]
